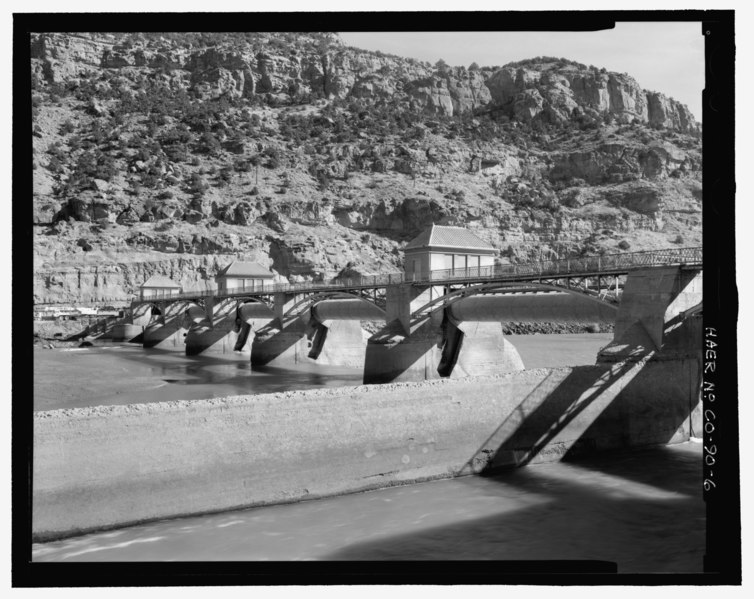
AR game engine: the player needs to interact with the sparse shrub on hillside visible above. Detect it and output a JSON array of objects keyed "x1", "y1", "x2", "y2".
[
  {"x1": 234, "y1": 159, "x2": 251, "y2": 172},
  {"x1": 47, "y1": 141, "x2": 67, "y2": 162},
  {"x1": 47, "y1": 155, "x2": 65, "y2": 174},
  {"x1": 198, "y1": 131, "x2": 221, "y2": 156},
  {"x1": 68, "y1": 135, "x2": 82, "y2": 152},
  {"x1": 189, "y1": 173, "x2": 209, "y2": 196},
  {"x1": 59, "y1": 120, "x2": 76, "y2": 135},
  {"x1": 164, "y1": 143, "x2": 188, "y2": 162},
  {"x1": 263, "y1": 147, "x2": 281, "y2": 169},
  {"x1": 408, "y1": 125, "x2": 425, "y2": 141},
  {"x1": 74, "y1": 150, "x2": 117, "y2": 182},
  {"x1": 217, "y1": 167, "x2": 233, "y2": 186},
  {"x1": 140, "y1": 172, "x2": 161, "y2": 189},
  {"x1": 160, "y1": 125, "x2": 193, "y2": 147}
]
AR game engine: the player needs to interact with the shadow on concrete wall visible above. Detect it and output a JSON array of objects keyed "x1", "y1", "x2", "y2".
[
  {"x1": 460, "y1": 359, "x2": 698, "y2": 475},
  {"x1": 185, "y1": 321, "x2": 235, "y2": 356},
  {"x1": 321, "y1": 443, "x2": 704, "y2": 569},
  {"x1": 363, "y1": 319, "x2": 439, "y2": 383},
  {"x1": 250, "y1": 318, "x2": 315, "y2": 366},
  {"x1": 143, "y1": 313, "x2": 186, "y2": 348}
]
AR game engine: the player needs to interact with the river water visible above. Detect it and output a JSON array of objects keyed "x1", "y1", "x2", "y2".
[
  {"x1": 32, "y1": 442, "x2": 704, "y2": 570},
  {"x1": 32, "y1": 332, "x2": 705, "y2": 570},
  {"x1": 33, "y1": 333, "x2": 613, "y2": 411}
]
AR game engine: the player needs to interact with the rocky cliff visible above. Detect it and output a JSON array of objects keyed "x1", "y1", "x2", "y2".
[{"x1": 30, "y1": 32, "x2": 702, "y2": 304}]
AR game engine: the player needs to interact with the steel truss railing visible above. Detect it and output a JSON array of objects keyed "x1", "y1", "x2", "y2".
[{"x1": 130, "y1": 246, "x2": 702, "y2": 306}]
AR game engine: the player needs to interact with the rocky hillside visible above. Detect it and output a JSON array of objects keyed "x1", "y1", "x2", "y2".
[{"x1": 31, "y1": 32, "x2": 702, "y2": 305}]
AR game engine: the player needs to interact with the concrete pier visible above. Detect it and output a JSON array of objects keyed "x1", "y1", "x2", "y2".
[
  {"x1": 598, "y1": 267, "x2": 703, "y2": 362},
  {"x1": 364, "y1": 283, "x2": 545, "y2": 383},
  {"x1": 248, "y1": 295, "x2": 383, "y2": 368},
  {"x1": 363, "y1": 313, "x2": 525, "y2": 384},
  {"x1": 249, "y1": 293, "x2": 310, "y2": 366},
  {"x1": 106, "y1": 304, "x2": 152, "y2": 342},
  {"x1": 143, "y1": 302, "x2": 188, "y2": 350},
  {"x1": 130, "y1": 303, "x2": 152, "y2": 328},
  {"x1": 441, "y1": 318, "x2": 525, "y2": 378},
  {"x1": 185, "y1": 297, "x2": 246, "y2": 356},
  {"x1": 108, "y1": 323, "x2": 143, "y2": 342}
]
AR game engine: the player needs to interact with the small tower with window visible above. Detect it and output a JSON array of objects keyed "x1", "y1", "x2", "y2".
[
  {"x1": 403, "y1": 224, "x2": 497, "y2": 279},
  {"x1": 215, "y1": 261, "x2": 275, "y2": 293},
  {"x1": 139, "y1": 275, "x2": 183, "y2": 300}
]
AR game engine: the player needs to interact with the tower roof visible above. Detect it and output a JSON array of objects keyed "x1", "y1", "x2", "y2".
[
  {"x1": 140, "y1": 275, "x2": 182, "y2": 289},
  {"x1": 216, "y1": 261, "x2": 275, "y2": 279},
  {"x1": 404, "y1": 225, "x2": 496, "y2": 251}
]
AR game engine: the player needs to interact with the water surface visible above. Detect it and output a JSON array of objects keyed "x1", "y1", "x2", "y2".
[
  {"x1": 32, "y1": 442, "x2": 704, "y2": 571},
  {"x1": 33, "y1": 333, "x2": 612, "y2": 411}
]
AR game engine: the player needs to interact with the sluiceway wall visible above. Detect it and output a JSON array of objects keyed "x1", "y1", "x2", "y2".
[{"x1": 33, "y1": 356, "x2": 701, "y2": 541}]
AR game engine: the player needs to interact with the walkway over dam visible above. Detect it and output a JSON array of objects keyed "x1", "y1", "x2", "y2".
[{"x1": 123, "y1": 247, "x2": 703, "y2": 383}]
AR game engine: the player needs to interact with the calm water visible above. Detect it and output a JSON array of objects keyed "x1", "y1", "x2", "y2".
[
  {"x1": 33, "y1": 333, "x2": 612, "y2": 411},
  {"x1": 32, "y1": 442, "x2": 704, "y2": 571}
]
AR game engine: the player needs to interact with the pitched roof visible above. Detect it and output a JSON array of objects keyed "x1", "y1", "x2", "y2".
[
  {"x1": 140, "y1": 275, "x2": 182, "y2": 289},
  {"x1": 216, "y1": 261, "x2": 275, "y2": 279},
  {"x1": 404, "y1": 225, "x2": 495, "y2": 251}
]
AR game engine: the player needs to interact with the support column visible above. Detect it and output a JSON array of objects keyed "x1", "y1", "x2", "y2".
[
  {"x1": 304, "y1": 299, "x2": 387, "y2": 368},
  {"x1": 307, "y1": 319, "x2": 370, "y2": 368},
  {"x1": 143, "y1": 301, "x2": 188, "y2": 350},
  {"x1": 130, "y1": 303, "x2": 152, "y2": 327},
  {"x1": 110, "y1": 304, "x2": 150, "y2": 341},
  {"x1": 439, "y1": 318, "x2": 525, "y2": 378},
  {"x1": 184, "y1": 297, "x2": 243, "y2": 356},
  {"x1": 250, "y1": 293, "x2": 310, "y2": 366},
  {"x1": 363, "y1": 285, "x2": 446, "y2": 384},
  {"x1": 364, "y1": 285, "x2": 526, "y2": 384},
  {"x1": 363, "y1": 314, "x2": 444, "y2": 384}
]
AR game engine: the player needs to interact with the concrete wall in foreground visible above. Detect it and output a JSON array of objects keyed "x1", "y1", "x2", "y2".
[{"x1": 33, "y1": 357, "x2": 700, "y2": 541}]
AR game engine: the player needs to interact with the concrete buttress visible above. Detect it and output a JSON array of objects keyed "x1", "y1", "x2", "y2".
[
  {"x1": 184, "y1": 297, "x2": 245, "y2": 356},
  {"x1": 143, "y1": 301, "x2": 189, "y2": 350}
]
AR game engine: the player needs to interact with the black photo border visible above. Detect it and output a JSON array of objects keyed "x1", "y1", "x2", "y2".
[{"x1": 12, "y1": 9, "x2": 739, "y2": 587}]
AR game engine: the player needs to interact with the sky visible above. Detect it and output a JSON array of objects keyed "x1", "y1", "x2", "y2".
[{"x1": 340, "y1": 22, "x2": 705, "y2": 121}]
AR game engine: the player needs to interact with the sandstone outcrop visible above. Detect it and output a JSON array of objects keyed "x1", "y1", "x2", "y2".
[{"x1": 31, "y1": 33, "x2": 702, "y2": 306}]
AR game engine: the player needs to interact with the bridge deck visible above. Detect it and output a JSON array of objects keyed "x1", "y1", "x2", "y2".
[{"x1": 130, "y1": 246, "x2": 702, "y2": 306}]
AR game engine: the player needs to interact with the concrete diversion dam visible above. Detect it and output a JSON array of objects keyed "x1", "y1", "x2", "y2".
[{"x1": 33, "y1": 260, "x2": 703, "y2": 542}]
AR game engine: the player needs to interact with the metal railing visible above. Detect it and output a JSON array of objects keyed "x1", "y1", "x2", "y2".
[{"x1": 131, "y1": 246, "x2": 702, "y2": 305}]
